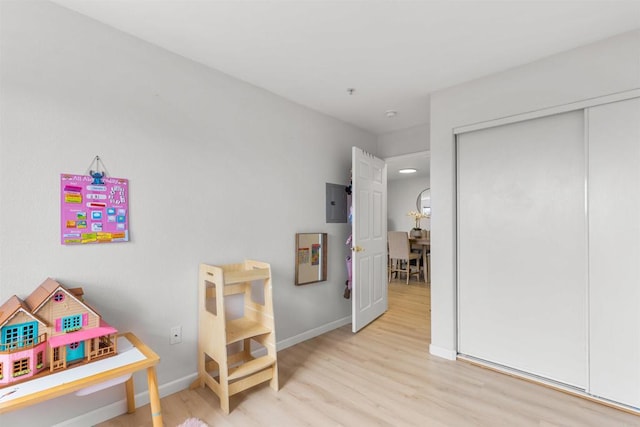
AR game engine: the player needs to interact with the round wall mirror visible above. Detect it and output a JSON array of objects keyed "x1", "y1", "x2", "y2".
[{"x1": 416, "y1": 188, "x2": 431, "y2": 216}]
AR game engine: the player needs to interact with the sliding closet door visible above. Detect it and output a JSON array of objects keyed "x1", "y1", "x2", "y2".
[
  {"x1": 457, "y1": 111, "x2": 587, "y2": 388},
  {"x1": 588, "y1": 97, "x2": 640, "y2": 407}
]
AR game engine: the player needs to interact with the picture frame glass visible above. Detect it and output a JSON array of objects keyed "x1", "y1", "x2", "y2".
[{"x1": 295, "y1": 233, "x2": 327, "y2": 285}]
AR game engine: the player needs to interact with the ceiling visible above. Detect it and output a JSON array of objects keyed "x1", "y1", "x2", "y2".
[
  {"x1": 386, "y1": 151, "x2": 430, "y2": 181},
  {"x1": 51, "y1": 0, "x2": 640, "y2": 136}
]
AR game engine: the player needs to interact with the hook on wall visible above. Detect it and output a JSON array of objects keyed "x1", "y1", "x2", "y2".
[{"x1": 85, "y1": 155, "x2": 110, "y2": 185}]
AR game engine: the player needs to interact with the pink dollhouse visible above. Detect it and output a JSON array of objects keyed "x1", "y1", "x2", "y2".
[{"x1": 0, "y1": 278, "x2": 118, "y2": 387}]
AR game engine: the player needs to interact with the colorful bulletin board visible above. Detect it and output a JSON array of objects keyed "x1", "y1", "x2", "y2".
[{"x1": 60, "y1": 174, "x2": 129, "y2": 245}]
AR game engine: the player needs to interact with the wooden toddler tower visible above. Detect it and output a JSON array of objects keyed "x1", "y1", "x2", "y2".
[{"x1": 190, "y1": 260, "x2": 278, "y2": 413}]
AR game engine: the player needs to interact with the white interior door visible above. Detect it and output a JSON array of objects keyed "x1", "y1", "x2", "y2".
[
  {"x1": 352, "y1": 147, "x2": 388, "y2": 332},
  {"x1": 457, "y1": 111, "x2": 587, "y2": 388},
  {"x1": 588, "y1": 97, "x2": 640, "y2": 407}
]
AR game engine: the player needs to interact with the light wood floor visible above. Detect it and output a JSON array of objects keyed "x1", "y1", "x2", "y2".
[{"x1": 99, "y1": 280, "x2": 640, "y2": 426}]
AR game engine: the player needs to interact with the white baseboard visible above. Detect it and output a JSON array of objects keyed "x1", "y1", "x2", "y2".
[
  {"x1": 53, "y1": 373, "x2": 198, "y2": 427},
  {"x1": 429, "y1": 344, "x2": 457, "y2": 360},
  {"x1": 276, "y1": 316, "x2": 351, "y2": 351}
]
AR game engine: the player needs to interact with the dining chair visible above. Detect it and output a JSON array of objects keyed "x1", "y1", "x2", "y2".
[
  {"x1": 388, "y1": 231, "x2": 421, "y2": 284},
  {"x1": 410, "y1": 230, "x2": 430, "y2": 283}
]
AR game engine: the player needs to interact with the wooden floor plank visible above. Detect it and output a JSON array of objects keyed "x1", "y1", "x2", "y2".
[{"x1": 98, "y1": 280, "x2": 640, "y2": 426}]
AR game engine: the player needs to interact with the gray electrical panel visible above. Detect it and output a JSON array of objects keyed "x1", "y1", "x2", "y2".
[{"x1": 326, "y1": 183, "x2": 347, "y2": 223}]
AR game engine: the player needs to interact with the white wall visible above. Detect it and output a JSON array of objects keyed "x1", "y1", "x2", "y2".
[
  {"x1": 377, "y1": 123, "x2": 429, "y2": 158},
  {"x1": 429, "y1": 29, "x2": 640, "y2": 359},
  {"x1": 0, "y1": 2, "x2": 376, "y2": 425},
  {"x1": 387, "y1": 176, "x2": 430, "y2": 232}
]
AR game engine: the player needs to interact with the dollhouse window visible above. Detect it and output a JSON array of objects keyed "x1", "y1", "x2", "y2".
[
  {"x1": 23, "y1": 324, "x2": 35, "y2": 346},
  {"x1": 62, "y1": 315, "x2": 82, "y2": 332},
  {"x1": 12, "y1": 358, "x2": 29, "y2": 377},
  {"x1": 3, "y1": 322, "x2": 37, "y2": 348},
  {"x1": 69, "y1": 342, "x2": 79, "y2": 349},
  {"x1": 53, "y1": 292, "x2": 65, "y2": 302},
  {"x1": 0, "y1": 362, "x2": 3, "y2": 379},
  {"x1": 37, "y1": 352, "x2": 44, "y2": 368},
  {"x1": 3, "y1": 327, "x2": 19, "y2": 349}
]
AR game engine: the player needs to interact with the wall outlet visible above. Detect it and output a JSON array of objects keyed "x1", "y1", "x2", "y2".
[{"x1": 170, "y1": 325, "x2": 182, "y2": 345}]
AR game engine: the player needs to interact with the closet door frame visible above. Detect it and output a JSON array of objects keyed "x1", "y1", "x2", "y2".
[{"x1": 454, "y1": 89, "x2": 640, "y2": 136}]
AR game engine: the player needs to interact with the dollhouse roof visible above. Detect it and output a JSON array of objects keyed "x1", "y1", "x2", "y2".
[
  {"x1": 0, "y1": 295, "x2": 48, "y2": 328},
  {"x1": 24, "y1": 278, "x2": 61, "y2": 311},
  {"x1": 68, "y1": 287, "x2": 85, "y2": 301},
  {"x1": 25, "y1": 278, "x2": 99, "y2": 319},
  {"x1": 0, "y1": 295, "x2": 25, "y2": 326}
]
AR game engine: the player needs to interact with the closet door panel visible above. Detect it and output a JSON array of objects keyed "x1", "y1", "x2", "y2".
[
  {"x1": 588, "y1": 97, "x2": 640, "y2": 407},
  {"x1": 457, "y1": 111, "x2": 587, "y2": 387}
]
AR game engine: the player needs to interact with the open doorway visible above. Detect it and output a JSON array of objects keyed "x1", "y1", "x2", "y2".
[
  {"x1": 349, "y1": 149, "x2": 430, "y2": 332},
  {"x1": 385, "y1": 151, "x2": 430, "y2": 235},
  {"x1": 384, "y1": 150, "x2": 432, "y2": 344}
]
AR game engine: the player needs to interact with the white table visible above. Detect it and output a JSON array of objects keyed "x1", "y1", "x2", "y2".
[{"x1": 0, "y1": 332, "x2": 163, "y2": 427}]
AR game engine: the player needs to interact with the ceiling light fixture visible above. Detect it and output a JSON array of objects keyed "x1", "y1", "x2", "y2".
[
  {"x1": 399, "y1": 168, "x2": 417, "y2": 174},
  {"x1": 385, "y1": 110, "x2": 398, "y2": 118}
]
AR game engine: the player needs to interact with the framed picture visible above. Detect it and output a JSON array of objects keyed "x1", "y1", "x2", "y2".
[{"x1": 295, "y1": 233, "x2": 327, "y2": 285}]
